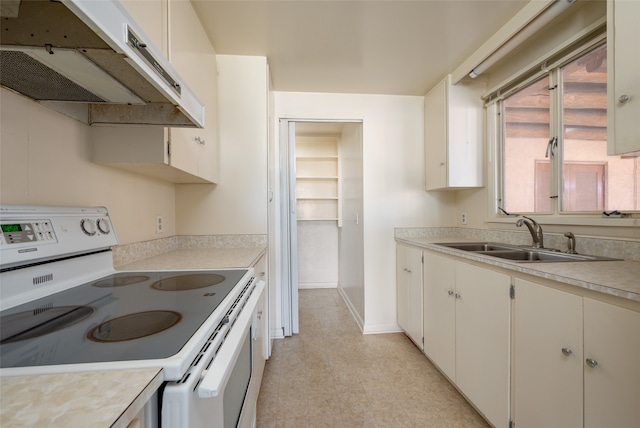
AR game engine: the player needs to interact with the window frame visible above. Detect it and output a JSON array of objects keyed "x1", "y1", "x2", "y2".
[{"x1": 483, "y1": 33, "x2": 640, "y2": 232}]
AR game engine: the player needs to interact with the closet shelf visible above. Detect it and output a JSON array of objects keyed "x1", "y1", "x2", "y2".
[
  {"x1": 296, "y1": 156, "x2": 339, "y2": 160},
  {"x1": 296, "y1": 197, "x2": 339, "y2": 200},
  {"x1": 297, "y1": 218, "x2": 339, "y2": 221},
  {"x1": 295, "y1": 136, "x2": 340, "y2": 225}
]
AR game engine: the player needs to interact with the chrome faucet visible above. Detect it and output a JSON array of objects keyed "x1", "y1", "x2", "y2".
[
  {"x1": 516, "y1": 216, "x2": 544, "y2": 249},
  {"x1": 564, "y1": 232, "x2": 578, "y2": 254}
]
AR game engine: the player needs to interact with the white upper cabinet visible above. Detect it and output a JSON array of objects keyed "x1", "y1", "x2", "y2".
[
  {"x1": 167, "y1": 0, "x2": 218, "y2": 183},
  {"x1": 424, "y1": 75, "x2": 485, "y2": 191},
  {"x1": 92, "y1": 0, "x2": 218, "y2": 184},
  {"x1": 119, "y1": 0, "x2": 167, "y2": 56},
  {"x1": 607, "y1": 0, "x2": 640, "y2": 155}
]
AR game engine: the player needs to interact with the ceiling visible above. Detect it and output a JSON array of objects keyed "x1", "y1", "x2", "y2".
[{"x1": 192, "y1": 0, "x2": 529, "y2": 96}]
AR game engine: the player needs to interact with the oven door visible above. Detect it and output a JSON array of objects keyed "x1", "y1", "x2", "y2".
[{"x1": 161, "y1": 280, "x2": 265, "y2": 428}]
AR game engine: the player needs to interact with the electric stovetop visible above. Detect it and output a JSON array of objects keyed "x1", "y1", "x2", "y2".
[{"x1": 0, "y1": 269, "x2": 248, "y2": 369}]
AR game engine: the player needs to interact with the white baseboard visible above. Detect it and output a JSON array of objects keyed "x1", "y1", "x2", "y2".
[
  {"x1": 270, "y1": 327, "x2": 285, "y2": 340},
  {"x1": 363, "y1": 323, "x2": 403, "y2": 335},
  {"x1": 298, "y1": 282, "x2": 337, "y2": 289},
  {"x1": 337, "y1": 286, "x2": 365, "y2": 332}
]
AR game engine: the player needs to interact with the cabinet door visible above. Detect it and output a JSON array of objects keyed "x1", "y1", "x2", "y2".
[
  {"x1": 513, "y1": 279, "x2": 583, "y2": 428},
  {"x1": 396, "y1": 245, "x2": 423, "y2": 349},
  {"x1": 447, "y1": 79, "x2": 485, "y2": 188},
  {"x1": 422, "y1": 251, "x2": 456, "y2": 379},
  {"x1": 168, "y1": 0, "x2": 219, "y2": 183},
  {"x1": 424, "y1": 79, "x2": 448, "y2": 191},
  {"x1": 455, "y1": 262, "x2": 510, "y2": 428},
  {"x1": 584, "y1": 298, "x2": 640, "y2": 428},
  {"x1": 254, "y1": 254, "x2": 270, "y2": 359},
  {"x1": 253, "y1": 283, "x2": 267, "y2": 381},
  {"x1": 119, "y1": 0, "x2": 167, "y2": 56},
  {"x1": 607, "y1": 0, "x2": 640, "y2": 155}
]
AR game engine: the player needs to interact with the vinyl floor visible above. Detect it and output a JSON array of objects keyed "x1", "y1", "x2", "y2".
[{"x1": 256, "y1": 288, "x2": 490, "y2": 427}]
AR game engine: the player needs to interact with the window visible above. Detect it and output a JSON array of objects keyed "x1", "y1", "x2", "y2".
[{"x1": 498, "y1": 43, "x2": 639, "y2": 215}]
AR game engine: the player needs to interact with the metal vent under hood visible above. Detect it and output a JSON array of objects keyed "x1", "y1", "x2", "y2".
[
  {"x1": 1, "y1": 50, "x2": 106, "y2": 103},
  {"x1": 0, "y1": 0, "x2": 204, "y2": 128}
]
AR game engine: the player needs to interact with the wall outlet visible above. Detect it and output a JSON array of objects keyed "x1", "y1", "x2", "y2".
[
  {"x1": 156, "y1": 215, "x2": 164, "y2": 234},
  {"x1": 461, "y1": 212, "x2": 468, "y2": 225}
]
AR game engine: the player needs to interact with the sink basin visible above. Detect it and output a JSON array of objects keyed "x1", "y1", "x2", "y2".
[
  {"x1": 435, "y1": 242, "x2": 621, "y2": 262},
  {"x1": 477, "y1": 250, "x2": 608, "y2": 262},
  {"x1": 436, "y1": 242, "x2": 517, "y2": 252}
]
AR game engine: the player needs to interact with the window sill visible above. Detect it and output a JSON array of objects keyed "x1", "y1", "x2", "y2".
[{"x1": 486, "y1": 215, "x2": 639, "y2": 240}]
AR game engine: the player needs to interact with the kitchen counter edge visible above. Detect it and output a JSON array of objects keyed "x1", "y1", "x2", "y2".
[{"x1": 396, "y1": 236, "x2": 640, "y2": 304}]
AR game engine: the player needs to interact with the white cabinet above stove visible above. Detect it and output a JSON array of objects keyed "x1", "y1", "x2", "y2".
[{"x1": 91, "y1": 0, "x2": 218, "y2": 184}]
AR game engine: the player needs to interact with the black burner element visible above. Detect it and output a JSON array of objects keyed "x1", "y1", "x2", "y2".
[
  {"x1": 151, "y1": 273, "x2": 225, "y2": 291},
  {"x1": 87, "y1": 311, "x2": 182, "y2": 342}
]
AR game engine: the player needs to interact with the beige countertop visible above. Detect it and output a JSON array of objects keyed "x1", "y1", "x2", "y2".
[
  {"x1": 116, "y1": 246, "x2": 266, "y2": 271},
  {"x1": 396, "y1": 236, "x2": 640, "y2": 304},
  {"x1": 0, "y1": 368, "x2": 163, "y2": 428}
]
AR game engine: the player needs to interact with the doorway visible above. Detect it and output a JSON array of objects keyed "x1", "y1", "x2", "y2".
[{"x1": 277, "y1": 119, "x2": 364, "y2": 336}]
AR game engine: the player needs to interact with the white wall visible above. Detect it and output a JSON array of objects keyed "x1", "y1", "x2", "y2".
[
  {"x1": 297, "y1": 221, "x2": 338, "y2": 288},
  {"x1": 274, "y1": 92, "x2": 456, "y2": 334},
  {"x1": 0, "y1": 89, "x2": 176, "y2": 244},
  {"x1": 339, "y1": 122, "x2": 365, "y2": 326},
  {"x1": 175, "y1": 55, "x2": 268, "y2": 235}
]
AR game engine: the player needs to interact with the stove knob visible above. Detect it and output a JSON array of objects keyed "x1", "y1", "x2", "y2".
[
  {"x1": 80, "y1": 219, "x2": 97, "y2": 236},
  {"x1": 97, "y1": 218, "x2": 111, "y2": 235}
]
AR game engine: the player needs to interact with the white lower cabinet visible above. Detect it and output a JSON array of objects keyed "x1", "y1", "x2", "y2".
[
  {"x1": 422, "y1": 251, "x2": 511, "y2": 428},
  {"x1": 583, "y1": 297, "x2": 640, "y2": 428},
  {"x1": 423, "y1": 251, "x2": 456, "y2": 378},
  {"x1": 514, "y1": 278, "x2": 584, "y2": 428},
  {"x1": 396, "y1": 244, "x2": 423, "y2": 349},
  {"x1": 402, "y1": 244, "x2": 640, "y2": 428},
  {"x1": 455, "y1": 262, "x2": 511, "y2": 428},
  {"x1": 514, "y1": 278, "x2": 640, "y2": 428}
]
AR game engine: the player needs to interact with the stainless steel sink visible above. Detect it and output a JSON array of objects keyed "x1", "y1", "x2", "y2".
[
  {"x1": 435, "y1": 242, "x2": 621, "y2": 262},
  {"x1": 436, "y1": 243, "x2": 517, "y2": 252}
]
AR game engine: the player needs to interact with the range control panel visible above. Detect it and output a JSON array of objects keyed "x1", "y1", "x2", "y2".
[
  {"x1": 1, "y1": 220, "x2": 57, "y2": 246},
  {"x1": 0, "y1": 205, "x2": 118, "y2": 269}
]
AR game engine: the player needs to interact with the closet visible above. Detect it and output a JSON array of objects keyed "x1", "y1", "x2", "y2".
[
  {"x1": 295, "y1": 126, "x2": 341, "y2": 289},
  {"x1": 278, "y1": 120, "x2": 363, "y2": 335}
]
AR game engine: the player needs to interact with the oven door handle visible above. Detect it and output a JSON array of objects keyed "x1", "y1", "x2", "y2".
[{"x1": 197, "y1": 280, "x2": 265, "y2": 398}]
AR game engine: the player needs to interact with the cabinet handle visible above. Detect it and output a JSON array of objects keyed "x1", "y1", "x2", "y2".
[
  {"x1": 618, "y1": 94, "x2": 630, "y2": 104},
  {"x1": 404, "y1": 268, "x2": 412, "y2": 273},
  {"x1": 447, "y1": 290, "x2": 454, "y2": 296},
  {"x1": 561, "y1": 347, "x2": 573, "y2": 357},
  {"x1": 439, "y1": 162, "x2": 445, "y2": 166},
  {"x1": 455, "y1": 293, "x2": 461, "y2": 299},
  {"x1": 585, "y1": 358, "x2": 598, "y2": 368},
  {"x1": 195, "y1": 136, "x2": 206, "y2": 145}
]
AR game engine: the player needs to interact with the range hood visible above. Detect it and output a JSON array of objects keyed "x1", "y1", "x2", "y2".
[{"x1": 0, "y1": 0, "x2": 204, "y2": 128}]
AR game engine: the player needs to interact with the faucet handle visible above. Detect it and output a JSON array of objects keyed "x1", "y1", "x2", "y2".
[{"x1": 564, "y1": 232, "x2": 578, "y2": 254}]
